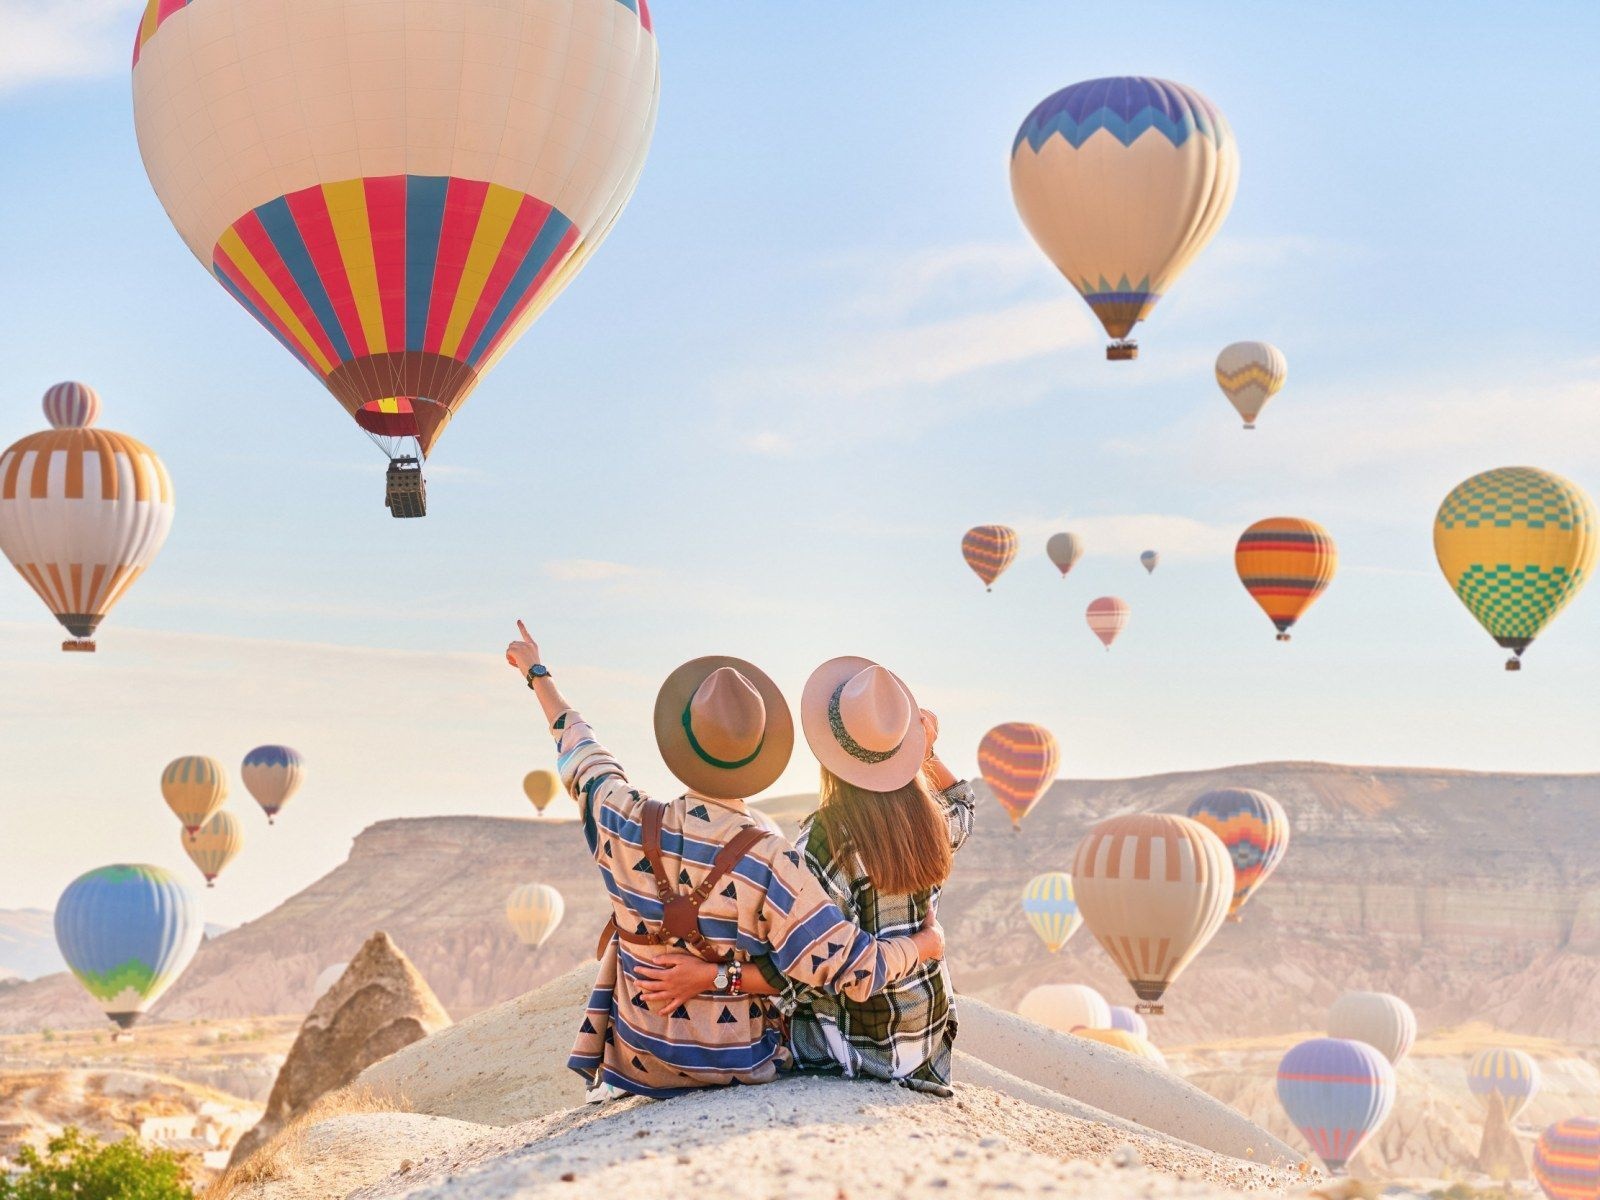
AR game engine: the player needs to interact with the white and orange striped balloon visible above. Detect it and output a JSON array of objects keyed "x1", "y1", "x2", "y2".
[
  {"x1": 1215, "y1": 342, "x2": 1288, "y2": 429},
  {"x1": 1072, "y1": 813, "x2": 1234, "y2": 1012},
  {"x1": 0, "y1": 387, "x2": 172, "y2": 651},
  {"x1": 1086, "y1": 596, "x2": 1129, "y2": 649},
  {"x1": 182, "y1": 810, "x2": 244, "y2": 887}
]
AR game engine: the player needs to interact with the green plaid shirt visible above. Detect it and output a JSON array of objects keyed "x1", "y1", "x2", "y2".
[{"x1": 757, "y1": 781, "x2": 976, "y2": 1095}]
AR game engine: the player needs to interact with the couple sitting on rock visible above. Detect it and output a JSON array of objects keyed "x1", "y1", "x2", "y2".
[{"x1": 505, "y1": 623, "x2": 974, "y2": 1101}]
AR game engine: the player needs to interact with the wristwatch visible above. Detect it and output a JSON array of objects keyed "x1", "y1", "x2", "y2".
[
  {"x1": 526, "y1": 663, "x2": 552, "y2": 690},
  {"x1": 713, "y1": 961, "x2": 730, "y2": 992}
]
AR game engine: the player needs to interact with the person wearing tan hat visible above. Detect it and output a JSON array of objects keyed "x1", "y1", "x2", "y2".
[
  {"x1": 635, "y1": 656, "x2": 976, "y2": 1096},
  {"x1": 504, "y1": 625, "x2": 946, "y2": 1100}
]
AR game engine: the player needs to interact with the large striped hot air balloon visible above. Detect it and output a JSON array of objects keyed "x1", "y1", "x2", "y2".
[
  {"x1": 1184, "y1": 787, "x2": 1290, "y2": 920},
  {"x1": 182, "y1": 810, "x2": 244, "y2": 887},
  {"x1": 1215, "y1": 341, "x2": 1288, "y2": 429},
  {"x1": 523, "y1": 769, "x2": 558, "y2": 815},
  {"x1": 962, "y1": 525, "x2": 1019, "y2": 591},
  {"x1": 1020, "y1": 872, "x2": 1081, "y2": 953},
  {"x1": 1109, "y1": 1005, "x2": 1149, "y2": 1039},
  {"x1": 241, "y1": 745, "x2": 304, "y2": 825},
  {"x1": 506, "y1": 882, "x2": 564, "y2": 949},
  {"x1": 1328, "y1": 991, "x2": 1417, "y2": 1066},
  {"x1": 0, "y1": 385, "x2": 174, "y2": 652},
  {"x1": 1072, "y1": 813, "x2": 1233, "y2": 1013},
  {"x1": 1018, "y1": 983, "x2": 1110, "y2": 1034},
  {"x1": 54, "y1": 864, "x2": 203, "y2": 1034},
  {"x1": 1046, "y1": 532, "x2": 1085, "y2": 578},
  {"x1": 1534, "y1": 1118, "x2": 1600, "y2": 1200},
  {"x1": 1236, "y1": 517, "x2": 1337, "y2": 641},
  {"x1": 1085, "y1": 596, "x2": 1129, "y2": 649},
  {"x1": 1434, "y1": 468, "x2": 1597, "y2": 671},
  {"x1": 1469, "y1": 1048, "x2": 1542, "y2": 1121},
  {"x1": 1011, "y1": 77, "x2": 1238, "y2": 361},
  {"x1": 978, "y1": 723, "x2": 1059, "y2": 828},
  {"x1": 162, "y1": 756, "x2": 228, "y2": 838},
  {"x1": 1277, "y1": 1037, "x2": 1396, "y2": 1175},
  {"x1": 1074, "y1": 1027, "x2": 1167, "y2": 1069},
  {"x1": 131, "y1": 0, "x2": 660, "y2": 514}
]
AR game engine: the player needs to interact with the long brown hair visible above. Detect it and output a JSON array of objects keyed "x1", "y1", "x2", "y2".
[{"x1": 814, "y1": 768, "x2": 953, "y2": 896}]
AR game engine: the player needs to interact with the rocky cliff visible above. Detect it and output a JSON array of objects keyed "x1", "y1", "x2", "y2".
[{"x1": 3, "y1": 763, "x2": 1597, "y2": 1045}]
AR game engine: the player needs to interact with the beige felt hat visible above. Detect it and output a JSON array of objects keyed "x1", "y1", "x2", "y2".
[
  {"x1": 654, "y1": 656, "x2": 794, "y2": 801},
  {"x1": 801, "y1": 656, "x2": 928, "y2": 791}
]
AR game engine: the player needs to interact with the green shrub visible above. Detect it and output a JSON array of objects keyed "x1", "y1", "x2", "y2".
[{"x1": 0, "y1": 1127, "x2": 194, "y2": 1199}]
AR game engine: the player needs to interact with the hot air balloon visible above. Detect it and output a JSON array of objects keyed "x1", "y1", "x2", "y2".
[
  {"x1": 182, "y1": 810, "x2": 244, "y2": 887},
  {"x1": 0, "y1": 384, "x2": 173, "y2": 651},
  {"x1": 1236, "y1": 517, "x2": 1337, "y2": 641},
  {"x1": 54, "y1": 864, "x2": 203, "y2": 1034},
  {"x1": 1184, "y1": 788, "x2": 1290, "y2": 921},
  {"x1": 1141, "y1": 550, "x2": 1159, "y2": 574},
  {"x1": 1072, "y1": 813, "x2": 1233, "y2": 1013},
  {"x1": 1277, "y1": 1037, "x2": 1396, "y2": 1175},
  {"x1": 1021, "y1": 872, "x2": 1081, "y2": 953},
  {"x1": 978, "y1": 723, "x2": 1059, "y2": 828},
  {"x1": 1468, "y1": 1048, "x2": 1542, "y2": 1122},
  {"x1": 1215, "y1": 342, "x2": 1287, "y2": 429},
  {"x1": 506, "y1": 882, "x2": 564, "y2": 949},
  {"x1": 1018, "y1": 983, "x2": 1110, "y2": 1034},
  {"x1": 963, "y1": 525, "x2": 1019, "y2": 591},
  {"x1": 1010, "y1": 77, "x2": 1238, "y2": 361},
  {"x1": 1047, "y1": 532, "x2": 1085, "y2": 578},
  {"x1": 1328, "y1": 991, "x2": 1416, "y2": 1066},
  {"x1": 162, "y1": 756, "x2": 228, "y2": 838},
  {"x1": 1109, "y1": 1005, "x2": 1149, "y2": 1039},
  {"x1": 1434, "y1": 468, "x2": 1597, "y2": 671},
  {"x1": 1535, "y1": 1118, "x2": 1600, "y2": 1200},
  {"x1": 241, "y1": 745, "x2": 304, "y2": 825},
  {"x1": 1073, "y1": 1027, "x2": 1167, "y2": 1068},
  {"x1": 131, "y1": 0, "x2": 661, "y2": 516},
  {"x1": 523, "y1": 769, "x2": 558, "y2": 815},
  {"x1": 1086, "y1": 597, "x2": 1129, "y2": 649}
]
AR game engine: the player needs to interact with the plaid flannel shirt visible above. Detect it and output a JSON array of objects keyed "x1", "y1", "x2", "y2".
[{"x1": 757, "y1": 780, "x2": 976, "y2": 1095}]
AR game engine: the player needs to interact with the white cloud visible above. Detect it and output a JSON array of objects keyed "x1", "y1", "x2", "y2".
[{"x1": 0, "y1": 0, "x2": 139, "y2": 92}]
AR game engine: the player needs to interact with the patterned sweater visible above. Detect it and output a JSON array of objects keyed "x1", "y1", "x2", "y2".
[
  {"x1": 553, "y1": 709, "x2": 925, "y2": 1098},
  {"x1": 757, "y1": 781, "x2": 976, "y2": 1095}
]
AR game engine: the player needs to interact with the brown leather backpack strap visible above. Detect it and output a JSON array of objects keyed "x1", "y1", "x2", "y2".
[
  {"x1": 641, "y1": 800, "x2": 674, "y2": 902},
  {"x1": 692, "y1": 825, "x2": 768, "y2": 903}
]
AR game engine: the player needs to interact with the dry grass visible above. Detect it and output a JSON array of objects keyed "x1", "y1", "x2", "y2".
[{"x1": 203, "y1": 1084, "x2": 410, "y2": 1200}]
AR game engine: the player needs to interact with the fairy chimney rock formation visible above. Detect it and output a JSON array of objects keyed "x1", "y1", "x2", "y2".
[
  {"x1": 1476, "y1": 1091, "x2": 1528, "y2": 1182},
  {"x1": 228, "y1": 931, "x2": 451, "y2": 1167}
]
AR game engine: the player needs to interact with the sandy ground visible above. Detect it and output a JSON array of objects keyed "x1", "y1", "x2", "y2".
[{"x1": 209, "y1": 964, "x2": 1310, "y2": 1199}]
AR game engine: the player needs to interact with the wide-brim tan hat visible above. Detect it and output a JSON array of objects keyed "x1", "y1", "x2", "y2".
[
  {"x1": 654, "y1": 656, "x2": 794, "y2": 801},
  {"x1": 801, "y1": 656, "x2": 928, "y2": 792}
]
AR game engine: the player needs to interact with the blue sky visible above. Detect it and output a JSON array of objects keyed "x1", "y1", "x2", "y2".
[{"x1": 2, "y1": 3, "x2": 1598, "y2": 924}]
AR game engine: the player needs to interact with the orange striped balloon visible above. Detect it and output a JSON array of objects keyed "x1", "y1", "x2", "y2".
[
  {"x1": 1086, "y1": 596, "x2": 1129, "y2": 649},
  {"x1": 1072, "y1": 812, "x2": 1234, "y2": 1011},
  {"x1": 0, "y1": 391, "x2": 174, "y2": 652},
  {"x1": 1535, "y1": 1118, "x2": 1600, "y2": 1200},
  {"x1": 1235, "y1": 517, "x2": 1337, "y2": 642},
  {"x1": 962, "y1": 525, "x2": 1019, "y2": 591},
  {"x1": 978, "y1": 722, "x2": 1059, "y2": 828}
]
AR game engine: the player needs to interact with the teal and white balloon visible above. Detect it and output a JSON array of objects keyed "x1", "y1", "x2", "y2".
[{"x1": 54, "y1": 864, "x2": 203, "y2": 1032}]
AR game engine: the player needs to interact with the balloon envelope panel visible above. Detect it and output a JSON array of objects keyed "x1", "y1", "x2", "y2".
[
  {"x1": 1534, "y1": 1118, "x2": 1600, "y2": 1200},
  {"x1": 978, "y1": 722, "x2": 1059, "y2": 827},
  {"x1": 1185, "y1": 787, "x2": 1290, "y2": 917},
  {"x1": 1021, "y1": 871, "x2": 1081, "y2": 952},
  {"x1": 1468, "y1": 1048, "x2": 1542, "y2": 1121}
]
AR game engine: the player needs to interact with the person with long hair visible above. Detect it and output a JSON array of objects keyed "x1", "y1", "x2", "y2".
[{"x1": 636, "y1": 656, "x2": 974, "y2": 1095}]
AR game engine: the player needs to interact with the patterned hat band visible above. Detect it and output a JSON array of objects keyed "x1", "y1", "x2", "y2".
[
  {"x1": 681, "y1": 702, "x2": 764, "y2": 771},
  {"x1": 827, "y1": 681, "x2": 904, "y2": 765}
]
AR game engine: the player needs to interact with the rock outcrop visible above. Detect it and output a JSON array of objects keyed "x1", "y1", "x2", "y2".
[
  {"x1": 228, "y1": 931, "x2": 450, "y2": 1167},
  {"x1": 1476, "y1": 1092, "x2": 1528, "y2": 1181}
]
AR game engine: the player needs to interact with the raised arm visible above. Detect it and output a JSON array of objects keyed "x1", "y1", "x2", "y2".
[{"x1": 506, "y1": 621, "x2": 575, "y2": 727}]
